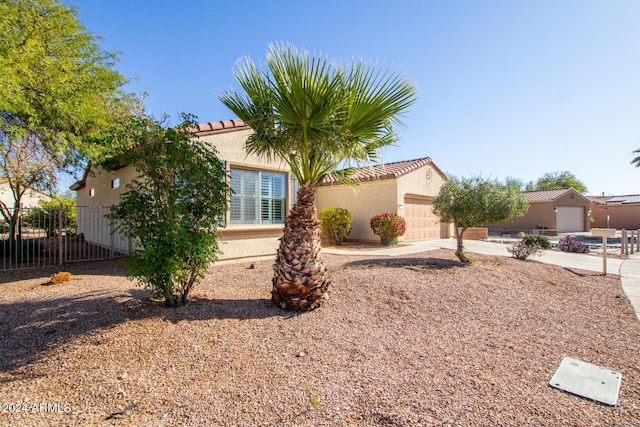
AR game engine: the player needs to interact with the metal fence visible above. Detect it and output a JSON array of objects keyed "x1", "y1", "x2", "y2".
[{"x1": 1, "y1": 205, "x2": 132, "y2": 271}]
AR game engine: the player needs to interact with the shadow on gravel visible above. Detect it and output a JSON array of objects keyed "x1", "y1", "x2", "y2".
[
  {"x1": 0, "y1": 291, "x2": 286, "y2": 374},
  {"x1": 341, "y1": 257, "x2": 469, "y2": 271},
  {"x1": 563, "y1": 268, "x2": 602, "y2": 278},
  {"x1": 0, "y1": 288, "x2": 147, "y2": 375},
  {"x1": 155, "y1": 297, "x2": 287, "y2": 323},
  {"x1": 0, "y1": 259, "x2": 128, "y2": 285}
]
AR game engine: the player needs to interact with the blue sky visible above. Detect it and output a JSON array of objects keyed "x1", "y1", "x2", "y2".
[{"x1": 64, "y1": 0, "x2": 640, "y2": 195}]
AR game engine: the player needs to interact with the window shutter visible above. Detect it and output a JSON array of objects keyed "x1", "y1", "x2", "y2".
[{"x1": 230, "y1": 169, "x2": 259, "y2": 224}]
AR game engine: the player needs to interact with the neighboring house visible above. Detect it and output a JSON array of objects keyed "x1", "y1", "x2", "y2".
[
  {"x1": 589, "y1": 194, "x2": 640, "y2": 230},
  {"x1": 489, "y1": 188, "x2": 592, "y2": 235},
  {"x1": 70, "y1": 120, "x2": 294, "y2": 260},
  {"x1": 316, "y1": 157, "x2": 451, "y2": 242},
  {"x1": 0, "y1": 179, "x2": 51, "y2": 209}
]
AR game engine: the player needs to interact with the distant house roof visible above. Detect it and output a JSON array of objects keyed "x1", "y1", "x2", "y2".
[
  {"x1": 523, "y1": 188, "x2": 591, "y2": 204},
  {"x1": 588, "y1": 194, "x2": 640, "y2": 206},
  {"x1": 320, "y1": 157, "x2": 445, "y2": 186}
]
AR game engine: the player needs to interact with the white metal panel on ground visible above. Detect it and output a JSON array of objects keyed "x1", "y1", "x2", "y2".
[
  {"x1": 403, "y1": 197, "x2": 440, "y2": 241},
  {"x1": 549, "y1": 357, "x2": 622, "y2": 406},
  {"x1": 556, "y1": 206, "x2": 585, "y2": 232}
]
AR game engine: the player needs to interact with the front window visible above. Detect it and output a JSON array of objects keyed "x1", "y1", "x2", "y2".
[{"x1": 230, "y1": 168, "x2": 286, "y2": 224}]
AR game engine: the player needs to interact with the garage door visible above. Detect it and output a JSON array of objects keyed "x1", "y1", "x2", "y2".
[
  {"x1": 556, "y1": 207, "x2": 585, "y2": 232},
  {"x1": 404, "y1": 196, "x2": 441, "y2": 241}
]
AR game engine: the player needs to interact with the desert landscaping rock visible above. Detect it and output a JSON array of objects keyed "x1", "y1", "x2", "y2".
[{"x1": 0, "y1": 250, "x2": 639, "y2": 426}]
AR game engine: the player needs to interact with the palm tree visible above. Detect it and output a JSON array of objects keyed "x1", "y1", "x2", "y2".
[
  {"x1": 219, "y1": 43, "x2": 417, "y2": 311},
  {"x1": 632, "y1": 149, "x2": 640, "y2": 168}
]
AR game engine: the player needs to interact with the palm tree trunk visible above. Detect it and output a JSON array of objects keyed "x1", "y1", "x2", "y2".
[{"x1": 272, "y1": 185, "x2": 329, "y2": 311}]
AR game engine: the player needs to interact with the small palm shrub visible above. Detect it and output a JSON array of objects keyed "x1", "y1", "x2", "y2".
[
  {"x1": 319, "y1": 207, "x2": 352, "y2": 245},
  {"x1": 558, "y1": 236, "x2": 590, "y2": 253},
  {"x1": 370, "y1": 213, "x2": 406, "y2": 244}
]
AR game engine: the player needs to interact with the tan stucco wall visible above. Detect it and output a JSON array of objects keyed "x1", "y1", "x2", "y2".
[
  {"x1": 554, "y1": 192, "x2": 591, "y2": 209},
  {"x1": 219, "y1": 225, "x2": 283, "y2": 260},
  {"x1": 316, "y1": 179, "x2": 398, "y2": 242},
  {"x1": 489, "y1": 194, "x2": 591, "y2": 234},
  {"x1": 316, "y1": 165, "x2": 449, "y2": 242},
  {"x1": 489, "y1": 202, "x2": 551, "y2": 233},
  {"x1": 199, "y1": 129, "x2": 285, "y2": 169},
  {"x1": 76, "y1": 166, "x2": 138, "y2": 207},
  {"x1": 591, "y1": 204, "x2": 640, "y2": 230},
  {"x1": 395, "y1": 164, "x2": 447, "y2": 205}
]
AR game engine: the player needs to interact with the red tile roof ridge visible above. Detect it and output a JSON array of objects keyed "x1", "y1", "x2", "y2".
[
  {"x1": 192, "y1": 119, "x2": 250, "y2": 135},
  {"x1": 522, "y1": 187, "x2": 591, "y2": 203},
  {"x1": 321, "y1": 157, "x2": 440, "y2": 186}
]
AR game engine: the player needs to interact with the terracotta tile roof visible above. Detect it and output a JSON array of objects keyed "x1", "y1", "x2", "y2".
[
  {"x1": 588, "y1": 194, "x2": 640, "y2": 205},
  {"x1": 192, "y1": 119, "x2": 249, "y2": 135},
  {"x1": 587, "y1": 195, "x2": 611, "y2": 204},
  {"x1": 523, "y1": 188, "x2": 589, "y2": 203},
  {"x1": 321, "y1": 157, "x2": 443, "y2": 186}
]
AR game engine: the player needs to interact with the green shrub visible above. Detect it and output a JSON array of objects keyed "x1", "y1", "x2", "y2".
[
  {"x1": 319, "y1": 207, "x2": 352, "y2": 245},
  {"x1": 108, "y1": 114, "x2": 230, "y2": 307},
  {"x1": 508, "y1": 241, "x2": 542, "y2": 260},
  {"x1": 508, "y1": 234, "x2": 549, "y2": 260},
  {"x1": 521, "y1": 234, "x2": 551, "y2": 249}
]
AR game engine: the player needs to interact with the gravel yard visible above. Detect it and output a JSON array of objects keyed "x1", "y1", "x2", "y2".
[{"x1": 1, "y1": 249, "x2": 639, "y2": 426}]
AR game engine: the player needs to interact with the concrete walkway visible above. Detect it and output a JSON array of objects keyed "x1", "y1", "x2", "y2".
[{"x1": 324, "y1": 239, "x2": 640, "y2": 320}]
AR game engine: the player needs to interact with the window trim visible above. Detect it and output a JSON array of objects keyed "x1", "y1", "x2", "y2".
[{"x1": 228, "y1": 166, "x2": 288, "y2": 227}]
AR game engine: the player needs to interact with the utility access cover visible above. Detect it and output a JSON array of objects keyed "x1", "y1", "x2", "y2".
[{"x1": 549, "y1": 357, "x2": 622, "y2": 406}]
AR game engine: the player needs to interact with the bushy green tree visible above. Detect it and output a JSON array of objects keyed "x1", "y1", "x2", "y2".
[
  {"x1": 108, "y1": 114, "x2": 230, "y2": 307},
  {"x1": 22, "y1": 194, "x2": 76, "y2": 237},
  {"x1": 0, "y1": 0, "x2": 128, "y2": 167},
  {"x1": 524, "y1": 171, "x2": 587, "y2": 193},
  {"x1": 433, "y1": 176, "x2": 528, "y2": 263}
]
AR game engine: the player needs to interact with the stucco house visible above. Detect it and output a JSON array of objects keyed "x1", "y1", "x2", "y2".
[
  {"x1": 316, "y1": 157, "x2": 451, "y2": 242},
  {"x1": 71, "y1": 120, "x2": 295, "y2": 260},
  {"x1": 589, "y1": 194, "x2": 640, "y2": 230},
  {"x1": 71, "y1": 120, "x2": 451, "y2": 259},
  {"x1": 0, "y1": 179, "x2": 51, "y2": 209},
  {"x1": 488, "y1": 188, "x2": 592, "y2": 235}
]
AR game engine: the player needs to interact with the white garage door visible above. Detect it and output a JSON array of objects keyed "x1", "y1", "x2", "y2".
[
  {"x1": 404, "y1": 196, "x2": 441, "y2": 241},
  {"x1": 556, "y1": 207, "x2": 585, "y2": 232}
]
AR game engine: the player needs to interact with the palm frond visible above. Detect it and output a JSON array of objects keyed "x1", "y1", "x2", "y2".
[
  {"x1": 218, "y1": 43, "x2": 417, "y2": 187},
  {"x1": 632, "y1": 148, "x2": 640, "y2": 168}
]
